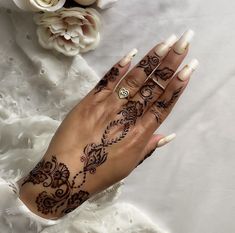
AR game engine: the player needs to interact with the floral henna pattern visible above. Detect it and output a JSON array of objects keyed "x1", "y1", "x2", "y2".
[
  {"x1": 137, "y1": 55, "x2": 160, "y2": 76},
  {"x1": 118, "y1": 101, "x2": 144, "y2": 125},
  {"x1": 22, "y1": 156, "x2": 90, "y2": 215},
  {"x1": 63, "y1": 190, "x2": 89, "y2": 214},
  {"x1": 94, "y1": 67, "x2": 120, "y2": 94},
  {"x1": 154, "y1": 67, "x2": 174, "y2": 82},
  {"x1": 22, "y1": 100, "x2": 145, "y2": 216}
]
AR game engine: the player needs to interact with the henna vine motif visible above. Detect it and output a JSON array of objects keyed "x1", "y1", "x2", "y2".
[
  {"x1": 156, "y1": 87, "x2": 183, "y2": 109},
  {"x1": 154, "y1": 67, "x2": 174, "y2": 82},
  {"x1": 94, "y1": 67, "x2": 120, "y2": 94},
  {"x1": 137, "y1": 55, "x2": 160, "y2": 76},
  {"x1": 22, "y1": 100, "x2": 144, "y2": 216}
]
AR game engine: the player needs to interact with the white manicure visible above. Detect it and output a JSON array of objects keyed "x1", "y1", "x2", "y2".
[
  {"x1": 155, "y1": 34, "x2": 178, "y2": 57},
  {"x1": 174, "y1": 29, "x2": 195, "y2": 54},
  {"x1": 157, "y1": 133, "x2": 176, "y2": 147},
  {"x1": 178, "y1": 59, "x2": 199, "y2": 81},
  {"x1": 119, "y1": 48, "x2": 138, "y2": 67}
]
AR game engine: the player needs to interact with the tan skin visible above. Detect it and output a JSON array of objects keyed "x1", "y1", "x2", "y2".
[{"x1": 18, "y1": 37, "x2": 191, "y2": 220}]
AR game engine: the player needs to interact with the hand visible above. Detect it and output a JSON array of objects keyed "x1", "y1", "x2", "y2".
[{"x1": 18, "y1": 30, "x2": 198, "y2": 219}]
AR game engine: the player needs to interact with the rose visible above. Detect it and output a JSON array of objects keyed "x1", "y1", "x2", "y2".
[
  {"x1": 73, "y1": 0, "x2": 118, "y2": 9},
  {"x1": 34, "y1": 7, "x2": 101, "y2": 56},
  {"x1": 13, "y1": 0, "x2": 66, "y2": 12}
]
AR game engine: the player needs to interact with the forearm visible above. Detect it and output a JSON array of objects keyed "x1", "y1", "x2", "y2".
[{"x1": 18, "y1": 154, "x2": 92, "y2": 219}]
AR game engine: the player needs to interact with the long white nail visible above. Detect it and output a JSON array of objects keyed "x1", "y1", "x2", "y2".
[
  {"x1": 178, "y1": 59, "x2": 199, "y2": 81},
  {"x1": 157, "y1": 133, "x2": 176, "y2": 147},
  {"x1": 119, "y1": 48, "x2": 138, "y2": 67},
  {"x1": 155, "y1": 34, "x2": 178, "y2": 57},
  {"x1": 174, "y1": 29, "x2": 195, "y2": 54}
]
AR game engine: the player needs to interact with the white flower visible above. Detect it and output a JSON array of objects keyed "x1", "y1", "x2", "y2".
[
  {"x1": 13, "y1": 0, "x2": 66, "y2": 12},
  {"x1": 34, "y1": 7, "x2": 101, "y2": 56},
  {"x1": 72, "y1": 0, "x2": 118, "y2": 9},
  {"x1": 97, "y1": 0, "x2": 118, "y2": 9}
]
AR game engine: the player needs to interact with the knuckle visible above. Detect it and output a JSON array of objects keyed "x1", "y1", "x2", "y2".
[{"x1": 124, "y1": 75, "x2": 141, "y2": 90}]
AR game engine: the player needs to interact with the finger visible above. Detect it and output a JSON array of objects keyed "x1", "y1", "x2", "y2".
[
  {"x1": 90, "y1": 49, "x2": 138, "y2": 97},
  {"x1": 136, "y1": 133, "x2": 176, "y2": 167},
  {"x1": 141, "y1": 59, "x2": 199, "y2": 134},
  {"x1": 132, "y1": 30, "x2": 195, "y2": 112},
  {"x1": 114, "y1": 34, "x2": 178, "y2": 104}
]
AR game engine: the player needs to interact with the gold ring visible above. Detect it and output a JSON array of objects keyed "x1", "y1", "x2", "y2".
[
  {"x1": 118, "y1": 87, "x2": 130, "y2": 99},
  {"x1": 151, "y1": 77, "x2": 165, "y2": 90}
]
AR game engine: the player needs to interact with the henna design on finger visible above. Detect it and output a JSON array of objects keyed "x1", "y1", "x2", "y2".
[
  {"x1": 139, "y1": 80, "x2": 158, "y2": 106},
  {"x1": 137, "y1": 55, "x2": 160, "y2": 76},
  {"x1": 154, "y1": 67, "x2": 175, "y2": 82},
  {"x1": 150, "y1": 108, "x2": 162, "y2": 124},
  {"x1": 156, "y1": 87, "x2": 183, "y2": 109},
  {"x1": 94, "y1": 67, "x2": 120, "y2": 94}
]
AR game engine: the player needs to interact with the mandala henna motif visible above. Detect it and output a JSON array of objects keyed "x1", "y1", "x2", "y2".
[
  {"x1": 94, "y1": 67, "x2": 120, "y2": 94},
  {"x1": 137, "y1": 55, "x2": 160, "y2": 76}
]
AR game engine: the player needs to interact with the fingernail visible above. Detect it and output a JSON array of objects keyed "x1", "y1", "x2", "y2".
[
  {"x1": 157, "y1": 133, "x2": 176, "y2": 147},
  {"x1": 178, "y1": 59, "x2": 199, "y2": 81},
  {"x1": 155, "y1": 34, "x2": 178, "y2": 57},
  {"x1": 119, "y1": 48, "x2": 138, "y2": 67},
  {"x1": 173, "y1": 29, "x2": 195, "y2": 54}
]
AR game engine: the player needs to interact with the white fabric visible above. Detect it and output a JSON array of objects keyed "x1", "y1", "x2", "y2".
[{"x1": 0, "y1": 2, "x2": 164, "y2": 233}]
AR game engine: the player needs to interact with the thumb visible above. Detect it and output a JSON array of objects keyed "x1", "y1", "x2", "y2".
[{"x1": 136, "y1": 133, "x2": 176, "y2": 167}]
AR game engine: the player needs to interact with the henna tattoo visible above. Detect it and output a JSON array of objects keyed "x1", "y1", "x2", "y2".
[
  {"x1": 157, "y1": 87, "x2": 183, "y2": 109},
  {"x1": 94, "y1": 67, "x2": 120, "y2": 94},
  {"x1": 154, "y1": 67, "x2": 174, "y2": 82},
  {"x1": 139, "y1": 80, "x2": 157, "y2": 106},
  {"x1": 22, "y1": 156, "x2": 89, "y2": 215},
  {"x1": 22, "y1": 100, "x2": 144, "y2": 217},
  {"x1": 150, "y1": 108, "x2": 162, "y2": 124},
  {"x1": 136, "y1": 149, "x2": 155, "y2": 167},
  {"x1": 118, "y1": 101, "x2": 144, "y2": 125},
  {"x1": 137, "y1": 55, "x2": 160, "y2": 76}
]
